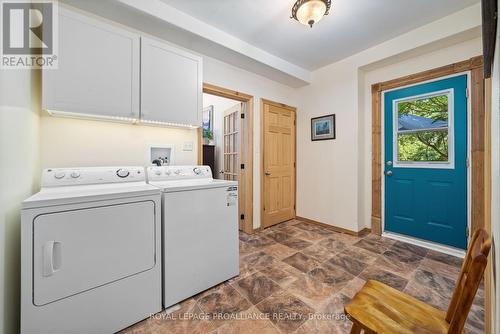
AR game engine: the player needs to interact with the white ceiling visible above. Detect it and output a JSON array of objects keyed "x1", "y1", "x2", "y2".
[{"x1": 159, "y1": 0, "x2": 479, "y2": 70}]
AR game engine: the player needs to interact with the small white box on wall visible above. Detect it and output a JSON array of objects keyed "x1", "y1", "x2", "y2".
[{"x1": 149, "y1": 144, "x2": 175, "y2": 165}]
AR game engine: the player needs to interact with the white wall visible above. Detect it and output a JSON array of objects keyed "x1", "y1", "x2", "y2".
[
  {"x1": 0, "y1": 70, "x2": 40, "y2": 334},
  {"x1": 296, "y1": 4, "x2": 482, "y2": 233}
]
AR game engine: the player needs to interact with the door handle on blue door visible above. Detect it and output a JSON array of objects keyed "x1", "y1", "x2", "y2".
[{"x1": 386, "y1": 171, "x2": 393, "y2": 176}]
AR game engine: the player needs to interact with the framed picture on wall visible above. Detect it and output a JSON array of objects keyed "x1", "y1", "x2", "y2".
[
  {"x1": 202, "y1": 105, "x2": 214, "y2": 130},
  {"x1": 311, "y1": 114, "x2": 336, "y2": 141}
]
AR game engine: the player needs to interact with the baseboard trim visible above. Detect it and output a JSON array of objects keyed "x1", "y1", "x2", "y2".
[{"x1": 295, "y1": 216, "x2": 371, "y2": 237}]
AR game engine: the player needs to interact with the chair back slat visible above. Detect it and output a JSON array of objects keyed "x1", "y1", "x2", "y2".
[{"x1": 446, "y1": 229, "x2": 491, "y2": 334}]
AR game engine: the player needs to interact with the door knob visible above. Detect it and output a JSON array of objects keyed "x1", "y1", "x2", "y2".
[
  {"x1": 265, "y1": 172, "x2": 272, "y2": 176},
  {"x1": 386, "y1": 170, "x2": 393, "y2": 176},
  {"x1": 386, "y1": 161, "x2": 393, "y2": 166}
]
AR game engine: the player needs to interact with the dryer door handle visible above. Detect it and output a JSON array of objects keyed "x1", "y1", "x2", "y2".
[{"x1": 43, "y1": 241, "x2": 62, "y2": 277}]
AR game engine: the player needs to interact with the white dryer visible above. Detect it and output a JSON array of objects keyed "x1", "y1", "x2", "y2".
[
  {"x1": 21, "y1": 167, "x2": 162, "y2": 334},
  {"x1": 146, "y1": 166, "x2": 239, "y2": 308}
]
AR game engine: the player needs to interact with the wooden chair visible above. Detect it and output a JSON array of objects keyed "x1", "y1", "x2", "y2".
[{"x1": 344, "y1": 229, "x2": 491, "y2": 334}]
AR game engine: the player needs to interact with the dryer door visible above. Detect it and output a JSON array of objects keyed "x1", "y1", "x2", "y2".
[{"x1": 32, "y1": 200, "x2": 156, "y2": 306}]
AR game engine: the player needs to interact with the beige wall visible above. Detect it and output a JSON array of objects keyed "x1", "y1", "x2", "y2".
[
  {"x1": 40, "y1": 116, "x2": 198, "y2": 168},
  {"x1": 0, "y1": 70, "x2": 41, "y2": 334},
  {"x1": 296, "y1": 4, "x2": 482, "y2": 233}
]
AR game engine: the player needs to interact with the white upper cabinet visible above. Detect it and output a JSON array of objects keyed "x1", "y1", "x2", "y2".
[
  {"x1": 141, "y1": 37, "x2": 203, "y2": 126},
  {"x1": 43, "y1": 8, "x2": 140, "y2": 119}
]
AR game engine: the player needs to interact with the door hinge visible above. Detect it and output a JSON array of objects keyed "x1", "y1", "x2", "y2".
[
  {"x1": 241, "y1": 164, "x2": 245, "y2": 169},
  {"x1": 241, "y1": 113, "x2": 245, "y2": 119},
  {"x1": 466, "y1": 157, "x2": 470, "y2": 168},
  {"x1": 466, "y1": 88, "x2": 469, "y2": 99},
  {"x1": 240, "y1": 214, "x2": 245, "y2": 220},
  {"x1": 466, "y1": 226, "x2": 470, "y2": 239}
]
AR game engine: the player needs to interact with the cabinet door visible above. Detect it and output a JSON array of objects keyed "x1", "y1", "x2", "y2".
[
  {"x1": 141, "y1": 37, "x2": 202, "y2": 126},
  {"x1": 43, "y1": 8, "x2": 140, "y2": 119}
]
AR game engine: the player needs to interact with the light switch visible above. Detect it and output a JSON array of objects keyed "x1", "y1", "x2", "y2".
[{"x1": 183, "y1": 142, "x2": 194, "y2": 151}]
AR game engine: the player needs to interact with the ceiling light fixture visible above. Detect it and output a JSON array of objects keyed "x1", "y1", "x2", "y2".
[{"x1": 291, "y1": 0, "x2": 331, "y2": 28}]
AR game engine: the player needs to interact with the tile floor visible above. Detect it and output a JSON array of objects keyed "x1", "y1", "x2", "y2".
[{"x1": 121, "y1": 219, "x2": 484, "y2": 334}]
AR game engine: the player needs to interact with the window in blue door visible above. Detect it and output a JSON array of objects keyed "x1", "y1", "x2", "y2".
[{"x1": 394, "y1": 90, "x2": 454, "y2": 167}]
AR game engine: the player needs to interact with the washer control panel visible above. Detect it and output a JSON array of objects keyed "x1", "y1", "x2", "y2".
[
  {"x1": 147, "y1": 165, "x2": 213, "y2": 182},
  {"x1": 42, "y1": 167, "x2": 145, "y2": 187}
]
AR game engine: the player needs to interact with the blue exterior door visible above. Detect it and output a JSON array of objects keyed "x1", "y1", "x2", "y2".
[{"x1": 384, "y1": 75, "x2": 468, "y2": 250}]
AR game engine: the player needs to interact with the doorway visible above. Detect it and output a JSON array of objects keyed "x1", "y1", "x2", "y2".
[
  {"x1": 260, "y1": 99, "x2": 297, "y2": 229},
  {"x1": 202, "y1": 94, "x2": 241, "y2": 181},
  {"x1": 199, "y1": 84, "x2": 254, "y2": 234},
  {"x1": 371, "y1": 56, "x2": 485, "y2": 255},
  {"x1": 383, "y1": 75, "x2": 468, "y2": 249}
]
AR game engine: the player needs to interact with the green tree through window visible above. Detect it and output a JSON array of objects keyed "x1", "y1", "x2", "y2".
[{"x1": 397, "y1": 94, "x2": 449, "y2": 162}]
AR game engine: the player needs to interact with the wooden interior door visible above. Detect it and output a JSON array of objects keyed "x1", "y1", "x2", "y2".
[
  {"x1": 223, "y1": 105, "x2": 239, "y2": 181},
  {"x1": 262, "y1": 101, "x2": 296, "y2": 228}
]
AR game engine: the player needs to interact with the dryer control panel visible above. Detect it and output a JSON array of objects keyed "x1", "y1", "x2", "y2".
[
  {"x1": 146, "y1": 165, "x2": 212, "y2": 182},
  {"x1": 42, "y1": 167, "x2": 145, "y2": 187}
]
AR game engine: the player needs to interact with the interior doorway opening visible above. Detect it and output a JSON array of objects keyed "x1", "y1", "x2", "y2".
[
  {"x1": 199, "y1": 84, "x2": 254, "y2": 234},
  {"x1": 202, "y1": 94, "x2": 241, "y2": 181}
]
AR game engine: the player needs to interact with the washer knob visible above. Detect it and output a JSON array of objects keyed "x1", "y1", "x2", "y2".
[
  {"x1": 155, "y1": 170, "x2": 162, "y2": 176},
  {"x1": 54, "y1": 171, "x2": 65, "y2": 179},
  {"x1": 116, "y1": 169, "x2": 130, "y2": 178},
  {"x1": 174, "y1": 169, "x2": 181, "y2": 175},
  {"x1": 70, "y1": 171, "x2": 80, "y2": 178},
  {"x1": 193, "y1": 167, "x2": 202, "y2": 175}
]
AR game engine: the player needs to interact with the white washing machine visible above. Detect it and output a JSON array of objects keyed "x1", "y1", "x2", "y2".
[
  {"x1": 146, "y1": 166, "x2": 239, "y2": 308},
  {"x1": 21, "y1": 167, "x2": 162, "y2": 334}
]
